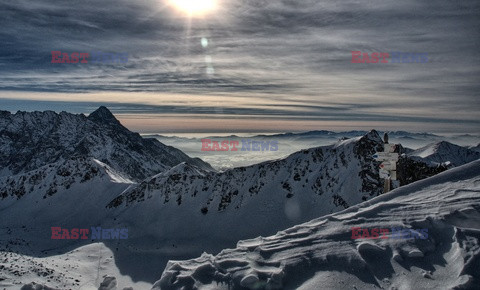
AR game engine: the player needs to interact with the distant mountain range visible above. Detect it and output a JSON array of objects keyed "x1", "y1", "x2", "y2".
[
  {"x1": 257, "y1": 130, "x2": 440, "y2": 139},
  {"x1": 146, "y1": 130, "x2": 480, "y2": 170},
  {"x1": 147, "y1": 130, "x2": 479, "y2": 144}
]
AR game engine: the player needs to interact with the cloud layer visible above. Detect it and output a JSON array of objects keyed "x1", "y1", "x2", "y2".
[{"x1": 0, "y1": 0, "x2": 479, "y2": 132}]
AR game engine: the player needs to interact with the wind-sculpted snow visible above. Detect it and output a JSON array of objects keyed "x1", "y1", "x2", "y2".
[
  {"x1": 157, "y1": 160, "x2": 480, "y2": 290},
  {"x1": 0, "y1": 106, "x2": 213, "y2": 181}
]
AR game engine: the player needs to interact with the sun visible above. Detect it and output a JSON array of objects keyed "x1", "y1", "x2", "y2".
[{"x1": 170, "y1": 0, "x2": 217, "y2": 16}]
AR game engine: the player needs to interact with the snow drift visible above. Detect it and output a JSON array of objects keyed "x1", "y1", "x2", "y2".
[{"x1": 158, "y1": 160, "x2": 480, "y2": 289}]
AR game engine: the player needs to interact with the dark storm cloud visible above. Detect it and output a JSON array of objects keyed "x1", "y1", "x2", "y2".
[{"x1": 0, "y1": 0, "x2": 479, "y2": 131}]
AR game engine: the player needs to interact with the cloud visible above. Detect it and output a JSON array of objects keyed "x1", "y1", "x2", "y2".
[{"x1": 0, "y1": 0, "x2": 479, "y2": 132}]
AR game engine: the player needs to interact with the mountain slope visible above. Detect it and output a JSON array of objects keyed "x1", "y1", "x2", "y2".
[
  {"x1": 157, "y1": 160, "x2": 480, "y2": 290},
  {"x1": 104, "y1": 130, "x2": 471, "y2": 283},
  {"x1": 87, "y1": 131, "x2": 389, "y2": 282},
  {"x1": 0, "y1": 107, "x2": 213, "y2": 181},
  {"x1": 0, "y1": 156, "x2": 131, "y2": 202},
  {"x1": 408, "y1": 141, "x2": 480, "y2": 167},
  {"x1": 2, "y1": 130, "x2": 389, "y2": 286},
  {"x1": 109, "y1": 130, "x2": 385, "y2": 211},
  {"x1": 0, "y1": 156, "x2": 132, "y2": 235}
]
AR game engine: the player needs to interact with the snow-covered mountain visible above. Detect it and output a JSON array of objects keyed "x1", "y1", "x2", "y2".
[
  {"x1": 0, "y1": 156, "x2": 140, "y2": 288},
  {"x1": 407, "y1": 141, "x2": 480, "y2": 167},
  {"x1": 94, "y1": 130, "x2": 395, "y2": 282},
  {"x1": 157, "y1": 159, "x2": 480, "y2": 290},
  {"x1": 1, "y1": 130, "x2": 390, "y2": 286},
  {"x1": 1, "y1": 125, "x2": 476, "y2": 289},
  {"x1": 0, "y1": 156, "x2": 136, "y2": 267},
  {"x1": 109, "y1": 130, "x2": 385, "y2": 211},
  {"x1": 0, "y1": 156, "x2": 131, "y2": 202},
  {"x1": 1, "y1": 107, "x2": 477, "y2": 289},
  {"x1": 0, "y1": 107, "x2": 212, "y2": 181}
]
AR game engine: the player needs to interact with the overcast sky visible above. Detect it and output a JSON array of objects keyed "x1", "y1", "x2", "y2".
[{"x1": 0, "y1": 0, "x2": 479, "y2": 133}]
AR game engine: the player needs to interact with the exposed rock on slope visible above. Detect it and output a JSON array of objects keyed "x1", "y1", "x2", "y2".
[{"x1": 0, "y1": 106, "x2": 213, "y2": 181}]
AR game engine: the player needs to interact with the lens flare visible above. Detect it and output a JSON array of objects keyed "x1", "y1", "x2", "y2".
[{"x1": 170, "y1": 0, "x2": 217, "y2": 16}]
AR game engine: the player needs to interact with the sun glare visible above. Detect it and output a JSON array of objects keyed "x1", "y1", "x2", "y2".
[{"x1": 170, "y1": 0, "x2": 217, "y2": 16}]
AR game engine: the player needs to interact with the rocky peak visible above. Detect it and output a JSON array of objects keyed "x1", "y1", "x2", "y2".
[
  {"x1": 434, "y1": 141, "x2": 455, "y2": 150},
  {"x1": 87, "y1": 106, "x2": 121, "y2": 126},
  {"x1": 0, "y1": 107, "x2": 213, "y2": 181},
  {"x1": 353, "y1": 130, "x2": 384, "y2": 158},
  {"x1": 363, "y1": 129, "x2": 383, "y2": 143}
]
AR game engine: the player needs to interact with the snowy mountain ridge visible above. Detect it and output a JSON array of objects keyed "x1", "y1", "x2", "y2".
[
  {"x1": 88, "y1": 130, "x2": 399, "y2": 282},
  {"x1": 1, "y1": 157, "x2": 109, "y2": 198},
  {"x1": 157, "y1": 159, "x2": 480, "y2": 290},
  {"x1": 0, "y1": 107, "x2": 213, "y2": 181},
  {"x1": 0, "y1": 156, "x2": 132, "y2": 204},
  {"x1": 408, "y1": 140, "x2": 480, "y2": 167},
  {"x1": 108, "y1": 130, "x2": 385, "y2": 211}
]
